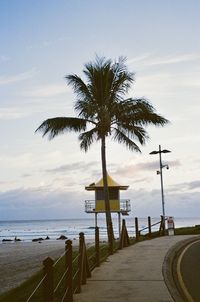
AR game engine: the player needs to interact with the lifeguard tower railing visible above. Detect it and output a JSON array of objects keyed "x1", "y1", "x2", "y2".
[{"x1": 85, "y1": 199, "x2": 131, "y2": 214}]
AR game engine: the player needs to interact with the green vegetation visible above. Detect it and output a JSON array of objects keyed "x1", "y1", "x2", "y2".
[
  {"x1": 0, "y1": 270, "x2": 43, "y2": 302},
  {"x1": 174, "y1": 225, "x2": 200, "y2": 235}
]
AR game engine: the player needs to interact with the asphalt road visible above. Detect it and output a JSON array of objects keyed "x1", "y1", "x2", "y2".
[{"x1": 177, "y1": 239, "x2": 200, "y2": 302}]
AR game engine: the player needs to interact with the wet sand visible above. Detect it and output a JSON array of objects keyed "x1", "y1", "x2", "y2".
[{"x1": 0, "y1": 240, "x2": 75, "y2": 294}]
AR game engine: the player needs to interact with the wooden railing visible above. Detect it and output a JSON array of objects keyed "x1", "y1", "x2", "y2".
[
  {"x1": 135, "y1": 215, "x2": 167, "y2": 241},
  {"x1": 25, "y1": 217, "x2": 165, "y2": 302},
  {"x1": 25, "y1": 220, "x2": 130, "y2": 302},
  {"x1": 119, "y1": 219, "x2": 130, "y2": 249}
]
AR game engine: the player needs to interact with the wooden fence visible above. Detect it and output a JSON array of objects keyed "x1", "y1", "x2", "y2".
[
  {"x1": 135, "y1": 215, "x2": 166, "y2": 240},
  {"x1": 25, "y1": 216, "x2": 165, "y2": 302}
]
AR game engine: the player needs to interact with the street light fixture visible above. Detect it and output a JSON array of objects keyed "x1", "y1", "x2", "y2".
[{"x1": 149, "y1": 145, "x2": 171, "y2": 230}]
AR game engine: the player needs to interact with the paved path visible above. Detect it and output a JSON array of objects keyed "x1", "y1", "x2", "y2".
[{"x1": 73, "y1": 235, "x2": 196, "y2": 302}]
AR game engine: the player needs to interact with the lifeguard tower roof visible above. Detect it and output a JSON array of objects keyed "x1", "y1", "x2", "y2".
[{"x1": 85, "y1": 174, "x2": 129, "y2": 191}]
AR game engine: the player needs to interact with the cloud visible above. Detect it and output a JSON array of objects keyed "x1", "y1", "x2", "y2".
[
  {"x1": 45, "y1": 161, "x2": 99, "y2": 174},
  {"x1": 0, "y1": 68, "x2": 37, "y2": 85},
  {"x1": 131, "y1": 69, "x2": 200, "y2": 104},
  {"x1": 127, "y1": 54, "x2": 152, "y2": 65},
  {"x1": 187, "y1": 181, "x2": 200, "y2": 190},
  {"x1": 0, "y1": 107, "x2": 30, "y2": 120},
  {"x1": 22, "y1": 174, "x2": 32, "y2": 178},
  {"x1": 1, "y1": 180, "x2": 200, "y2": 220},
  {"x1": 0, "y1": 186, "x2": 88, "y2": 220},
  {"x1": 112, "y1": 160, "x2": 180, "y2": 178},
  {"x1": 122, "y1": 187, "x2": 200, "y2": 218},
  {"x1": 165, "y1": 190, "x2": 200, "y2": 217},
  {"x1": 23, "y1": 83, "x2": 70, "y2": 98},
  {"x1": 0, "y1": 152, "x2": 34, "y2": 169},
  {"x1": 147, "y1": 53, "x2": 200, "y2": 66},
  {"x1": 26, "y1": 36, "x2": 67, "y2": 51},
  {"x1": 169, "y1": 180, "x2": 200, "y2": 192},
  {"x1": 128, "y1": 54, "x2": 200, "y2": 98},
  {"x1": 128, "y1": 53, "x2": 200, "y2": 69}
]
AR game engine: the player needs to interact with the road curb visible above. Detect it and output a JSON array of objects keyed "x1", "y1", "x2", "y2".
[{"x1": 162, "y1": 236, "x2": 200, "y2": 302}]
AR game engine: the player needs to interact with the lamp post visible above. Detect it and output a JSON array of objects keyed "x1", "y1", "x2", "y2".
[{"x1": 149, "y1": 145, "x2": 171, "y2": 230}]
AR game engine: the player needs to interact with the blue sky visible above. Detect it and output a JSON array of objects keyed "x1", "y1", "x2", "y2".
[{"x1": 0, "y1": 0, "x2": 200, "y2": 220}]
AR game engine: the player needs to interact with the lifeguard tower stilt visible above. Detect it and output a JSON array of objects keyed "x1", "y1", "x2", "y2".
[{"x1": 85, "y1": 174, "x2": 131, "y2": 236}]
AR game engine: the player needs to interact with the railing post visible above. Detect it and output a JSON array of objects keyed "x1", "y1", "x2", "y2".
[
  {"x1": 95, "y1": 227, "x2": 100, "y2": 267},
  {"x1": 119, "y1": 220, "x2": 125, "y2": 249},
  {"x1": 81, "y1": 235, "x2": 87, "y2": 285},
  {"x1": 85, "y1": 241, "x2": 91, "y2": 279},
  {"x1": 120, "y1": 219, "x2": 130, "y2": 249},
  {"x1": 163, "y1": 216, "x2": 166, "y2": 236},
  {"x1": 135, "y1": 217, "x2": 139, "y2": 241},
  {"x1": 159, "y1": 215, "x2": 165, "y2": 236},
  {"x1": 108, "y1": 221, "x2": 114, "y2": 255},
  {"x1": 64, "y1": 240, "x2": 73, "y2": 302},
  {"x1": 148, "y1": 216, "x2": 152, "y2": 238},
  {"x1": 77, "y1": 232, "x2": 84, "y2": 293},
  {"x1": 43, "y1": 257, "x2": 54, "y2": 302},
  {"x1": 77, "y1": 232, "x2": 92, "y2": 292},
  {"x1": 124, "y1": 220, "x2": 130, "y2": 247}
]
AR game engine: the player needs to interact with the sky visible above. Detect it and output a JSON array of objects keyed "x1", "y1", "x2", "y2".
[{"x1": 0, "y1": 0, "x2": 200, "y2": 220}]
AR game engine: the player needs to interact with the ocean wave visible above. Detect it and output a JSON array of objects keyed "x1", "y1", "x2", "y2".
[{"x1": 1, "y1": 217, "x2": 199, "y2": 243}]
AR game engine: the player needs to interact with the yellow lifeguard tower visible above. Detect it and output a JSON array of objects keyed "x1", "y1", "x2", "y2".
[{"x1": 85, "y1": 174, "x2": 131, "y2": 235}]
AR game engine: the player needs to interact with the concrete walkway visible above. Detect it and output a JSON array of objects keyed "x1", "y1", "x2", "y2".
[{"x1": 73, "y1": 235, "x2": 196, "y2": 302}]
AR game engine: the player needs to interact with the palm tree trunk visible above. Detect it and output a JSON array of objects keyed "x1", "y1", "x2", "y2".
[{"x1": 101, "y1": 136, "x2": 114, "y2": 254}]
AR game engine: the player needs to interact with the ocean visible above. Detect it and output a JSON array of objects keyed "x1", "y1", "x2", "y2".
[{"x1": 0, "y1": 216, "x2": 200, "y2": 243}]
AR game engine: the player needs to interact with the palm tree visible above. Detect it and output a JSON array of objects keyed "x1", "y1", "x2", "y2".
[{"x1": 36, "y1": 56, "x2": 169, "y2": 253}]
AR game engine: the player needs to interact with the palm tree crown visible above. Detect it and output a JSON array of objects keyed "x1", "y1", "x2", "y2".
[
  {"x1": 36, "y1": 56, "x2": 169, "y2": 253},
  {"x1": 37, "y1": 57, "x2": 168, "y2": 150}
]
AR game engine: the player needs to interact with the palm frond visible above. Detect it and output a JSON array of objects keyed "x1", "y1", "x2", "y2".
[
  {"x1": 112, "y1": 127, "x2": 141, "y2": 152},
  {"x1": 84, "y1": 56, "x2": 112, "y2": 80},
  {"x1": 131, "y1": 99, "x2": 169, "y2": 126},
  {"x1": 116, "y1": 124, "x2": 149, "y2": 145},
  {"x1": 83, "y1": 56, "x2": 133, "y2": 108},
  {"x1": 66, "y1": 74, "x2": 91, "y2": 100},
  {"x1": 75, "y1": 99, "x2": 97, "y2": 120},
  {"x1": 110, "y1": 57, "x2": 134, "y2": 99},
  {"x1": 114, "y1": 98, "x2": 169, "y2": 127},
  {"x1": 84, "y1": 59, "x2": 113, "y2": 107},
  {"x1": 35, "y1": 117, "x2": 87, "y2": 140},
  {"x1": 79, "y1": 127, "x2": 98, "y2": 152}
]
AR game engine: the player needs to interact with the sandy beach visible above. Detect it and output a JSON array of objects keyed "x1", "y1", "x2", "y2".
[{"x1": 0, "y1": 240, "x2": 75, "y2": 294}]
